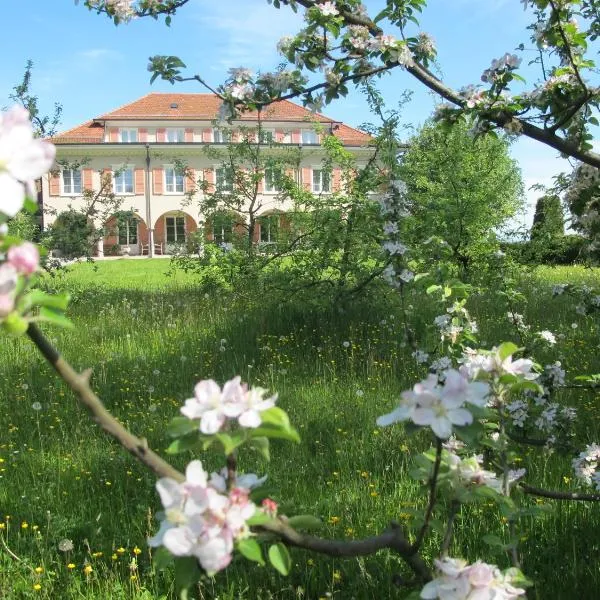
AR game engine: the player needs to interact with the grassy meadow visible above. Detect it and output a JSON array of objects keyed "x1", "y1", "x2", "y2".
[{"x1": 1, "y1": 259, "x2": 600, "y2": 599}]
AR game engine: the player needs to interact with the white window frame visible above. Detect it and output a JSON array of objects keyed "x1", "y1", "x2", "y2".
[
  {"x1": 302, "y1": 130, "x2": 319, "y2": 145},
  {"x1": 215, "y1": 167, "x2": 234, "y2": 192},
  {"x1": 118, "y1": 217, "x2": 138, "y2": 246},
  {"x1": 164, "y1": 165, "x2": 185, "y2": 194},
  {"x1": 113, "y1": 164, "x2": 135, "y2": 195},
  {"x1": 166, "y1": 128, "x2": 185, "y2": 143},
  {"x1": 264, "y1": 168, "x2": 282, "y2": 193},
  {"x1": 213, "y1": 128, "x2": 231, "y2": 143},
  {"x1": 62, "y1": 168, "x2": 82, "y2": 195},
  {"x1": 259, "y1": 214, "x2": 279, "y2": 244},
  {"x1": 259, "y1": 128, "x2": 276, "y2": 144},
  {"x1": 312, "y1": 168, "x2": 331, "y2": 193},
  {"x1": 165, "y1": 215, "x2": 186, "y2": 243},
  {"x1": 120, "y1": 128, "x2": 138, "y2": 143}
]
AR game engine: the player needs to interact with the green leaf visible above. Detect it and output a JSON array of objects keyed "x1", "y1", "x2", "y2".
[
  {"x1": 174, "y1": 556, "x2": 201, "y2": 595},
  {"x1": 152, "y1": 547, "x2": 174, "y2": 571},
  {"x1": 237, "y1": 537, "x2": 265, "y2": 565},
  {"x1": 482, "y1": 534, "x2": 505, "y2": 548},
  {"x1": 216, "y1": 431, "x2": 247, "y2": 455},
  {"x1": 166, "y1": 434, "x2": 202, "y2": 455},
  {"x1": 26, "y1": 290, "x2": 70, "y2": 312},
  {"x1": 268, "y1": 543, "x2": 292, "y2": 576},
  {"x1": 248, "y1": 436, "x2": 270, "y2": 461},
  {"x1": 286, "y1": 515, "x2": 323, "y2": 531},
  {"x1": 37, "y1": 307, "x2": 74, "y2": 329},
  {"x1": 167, "y1": 417, "x2": 199, "y2": 438},
  {"x1": 260, "y1": 407, "x2": 292, "y2": 428},
  {"x1": 497, "y1": 342, "x2": 519, "y2": 361},
  {"x1": 250, "y1": 425, "x2": 300, "y2": 443}
]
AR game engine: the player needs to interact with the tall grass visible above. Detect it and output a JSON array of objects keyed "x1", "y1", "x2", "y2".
[{"x1": 1, "y1": 260, "x2": 599, "y2": 598}]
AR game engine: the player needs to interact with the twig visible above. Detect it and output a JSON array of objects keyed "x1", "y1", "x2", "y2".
[
  {"x1": 259, "y1": 519, "x2": 431, "y2": 580},
  {"x1": 411, "y1": 438, "x2": 443, "y2": 553},
  {"x1": 520, "y1": 482, "x2": 600, "y2": 501},
  {"x1": 440, "y1": 500, "x2": 460, "y2": 557}
]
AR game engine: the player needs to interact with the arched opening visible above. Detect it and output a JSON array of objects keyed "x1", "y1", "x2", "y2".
[
  {"x1": 154, "y1": 211, "x2": 198, "y2": 255},
  {"x1": 103, "y1": 212, "x2": 147, "y2": 256}
]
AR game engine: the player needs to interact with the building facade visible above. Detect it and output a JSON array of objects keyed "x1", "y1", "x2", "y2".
[{"x1": 44, "y1": 93, "x2": 373, "y2": 257}]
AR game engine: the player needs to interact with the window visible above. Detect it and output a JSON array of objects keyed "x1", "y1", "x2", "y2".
[
  {"x1": 62, "y1": 169, "x2": 82, "y2": 194},
  {"x1": 259, "y1": 215, "x2": 279, "y2": 243},
  {"x1": 113, "y1": 166, "x2": 134, "y2": 194},
  {"x1": 118, "y1": 217, "x2": 138, "y2": 246},
  {"x1": 302, "y1": 130, "x2": 319, "y2": 144},
  {"x1": 215, "y1": 167, "x2": 234, "y2": 192},
  {"x1": 281, "y1": 131, "x2": 292, "y2": 144},
  {"x1": 120, "y1": 129, "x2": 138, "y2": 143},
  {"x1": 259, "y1": 129, "x2": 275, "y2": 143},
  {"x1": 166, "y1": 128, "x2": 185, "y2": 143},
  {"x1": 164, "y1": 166, "x2": 184, "y2": 193},
  {"x1": 264, "y1": 168, "x2": 282, "y2": 193},
  {"x1": 166, "y1": 215, "x2": 185, "y2": 243},
  {"x1": 213, "y1": 129, "x2": 231, "y2": 143},
  {"x1": 312, "y1": 169, "x2": 330, "y2": 193},
  {"x1": 212, "y1": 213, "x2": 234, "y2": 245}
]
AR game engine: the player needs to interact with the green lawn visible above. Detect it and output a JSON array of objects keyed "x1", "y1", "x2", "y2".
[{"x1": 1, "y1": 262, "x2": 600, "y2": 599}]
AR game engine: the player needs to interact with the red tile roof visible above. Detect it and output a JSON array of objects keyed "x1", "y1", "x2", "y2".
[{"x1": 52, "y1": 93, "x2": 372, "y2": 146}]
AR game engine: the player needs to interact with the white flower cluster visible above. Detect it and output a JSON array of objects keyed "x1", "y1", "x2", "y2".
[
  {"x1": 433, "y1": 303, "x2": 477, "y2": 344},
  {"x1": 315, "y1": 1, "x2": 338, "y2": 17},
  {"x1": 148, "y1": 461, "x2": 257, "y2": 574},
  {"x1": 537, "y1": 330, "x2": 556, "y2": 345},
  {"x1": 481, "y1": 53, "x2": 522, "y2": 83},
  {"x1": 421, "y1": 557, "x2": 526, "y2": 599},
  {"x1": 181, "y1": 377, "x2": 276, "y2": 434},
  {"x1": 377, "y1": 369, "x2": 489, "y2": 439},
  {"x1": 506, "y1": 311, "x2": 529, "y2": 332},
  {"x1": 572, "y1": 443, "x2": 600, "y2": 491},
  {"x1": 544, "y1": 361, "x2": 565, "y2": 387},
  {"x1": 0, "y1": 106, "x2": 56, "y2": 218},
  {"x1": 459, "y1": 347, "x2": 537, "y2": 381}
]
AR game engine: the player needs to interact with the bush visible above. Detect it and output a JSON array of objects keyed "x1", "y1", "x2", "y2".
[
  {"x1": 45, "y1": 211, "x2": 95, "y2": 258},
  {"x1": 502, "y1": 235, "x2": 585, "y2": 265}
]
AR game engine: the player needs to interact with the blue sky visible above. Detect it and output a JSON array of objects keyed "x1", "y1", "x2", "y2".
[{"x1": 0, "y1": 0, "x2": 580, "y2": 228}]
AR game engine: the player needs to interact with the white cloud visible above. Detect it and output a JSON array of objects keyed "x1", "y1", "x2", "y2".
[{"x1": 192, "y1": 0, "x2": 303, "y2": 71}]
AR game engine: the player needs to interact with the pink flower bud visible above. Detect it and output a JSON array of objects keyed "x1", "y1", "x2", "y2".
[
  {"x1": 261, "y1": 498, "x2": 278, "y2": 516},
  {"x1": 8, "y1": 242, "x2": 39, "y2": 275}
]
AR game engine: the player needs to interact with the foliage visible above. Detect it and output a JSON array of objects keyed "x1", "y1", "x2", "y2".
[
  {"x1": 398, "y1": 119, "x2": 523, "y2": 276},
  {"x1": 531, "y1": 195, "x2": 564, "y2": 241},
  {"x1": 45, "y1": 210, "x2": 95, "y2": 258}
]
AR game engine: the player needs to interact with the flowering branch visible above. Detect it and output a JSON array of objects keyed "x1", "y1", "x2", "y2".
[{"x1": 24, "y1": 323, "x2": 434, "y2": 580}]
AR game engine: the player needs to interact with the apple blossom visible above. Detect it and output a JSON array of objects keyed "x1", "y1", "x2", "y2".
[
  {"x1": 7, "y1": 242, "x2": 40, "y2": 275},
  {"x1": 421, "y1": 557, "x2": 526, "y2": 599},
  {"x1": 149, "y1": 460, "x2": 257, "y2": 575},
  {"x1": 0, "y1": 105, "x2": 56, "y2": 218},
  {"x1": 377, "y1": 370, "x2": 487, "y2": 439},
  {"x1": 316, "y1": 1, "x2": 339, "y2": 17},
  {"x1": 181, "y1": 377, "x2": 277, "y2": 434}
]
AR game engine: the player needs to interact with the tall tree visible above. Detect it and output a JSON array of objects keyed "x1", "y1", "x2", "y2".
[
  {"x1": 398, "y1": 119, "x2": 523, "y2": 275},
  {"x1": 531, "y1": 194, "x2": 564, "y2": 241}
]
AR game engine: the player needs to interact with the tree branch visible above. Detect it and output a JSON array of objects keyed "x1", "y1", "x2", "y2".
[
  {"x1": 259, "y1": 519, "x2": 431, "y2": 580},
  {"x1": 520, "y1": 482, "x2": 600, "y2": 501}
]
